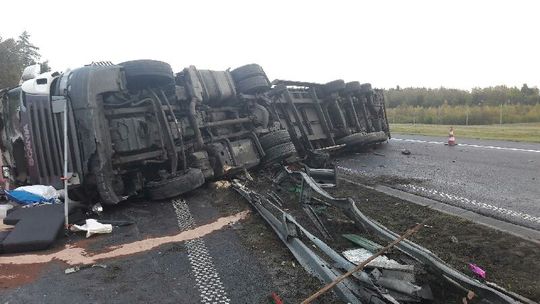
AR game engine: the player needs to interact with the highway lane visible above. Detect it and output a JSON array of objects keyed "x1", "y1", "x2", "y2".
[{"x1": 336, "y1": 134, "x2": 540, "y2": 230}]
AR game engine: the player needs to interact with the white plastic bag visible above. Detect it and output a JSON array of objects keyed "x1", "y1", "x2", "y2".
[{"x1": 71, "y1": 219, "x2": 113, "y2": 238}]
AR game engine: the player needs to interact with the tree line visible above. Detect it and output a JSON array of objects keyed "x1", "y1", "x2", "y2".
[
  {"x1": 0, "y1": 31, "x2": 49, "y2": 89},
  {"x1": 385, "y1": 85, "x2": 540, "y2": 108}
]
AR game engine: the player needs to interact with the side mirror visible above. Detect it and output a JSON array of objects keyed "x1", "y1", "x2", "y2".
[{"x1": 20, "y1": 64, "x2": 42, "y2": 83}]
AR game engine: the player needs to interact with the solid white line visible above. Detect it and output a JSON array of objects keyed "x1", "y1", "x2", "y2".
[
  {"x1": 392, "y1": 138, "x2": 540, "y2": 153},
  {"x1": 173, "y1": 199, "x2": 231, "y2": 304}
]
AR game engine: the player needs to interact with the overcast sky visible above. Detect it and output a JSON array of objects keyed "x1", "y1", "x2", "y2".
[{"x1": 1, "y1": 0, "x2": 538, "y2": 90}]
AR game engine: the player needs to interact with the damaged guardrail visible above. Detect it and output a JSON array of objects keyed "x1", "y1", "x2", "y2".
[
  {"x1": 273, "y1": 167, "x2": 524, "y2": 304},
  {"x1": 233, "y1": 180, "x2": 401, "y2": 304}
]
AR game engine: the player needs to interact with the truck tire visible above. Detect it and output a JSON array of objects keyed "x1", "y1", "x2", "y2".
[
  {"x1": 145, "y1": 168, "x2": 205, "y2": 200},
  {"x1": 336, "y1": 131, "x2": 388, "y2": 148},
  {"x1": 323, "y1": 79, "x2": 346, "y2": 95},
  {"x1": 360, "y1": 83, "x2": 372, "y2": 93},
  {"x1": 263, "y1": 142, "x2": 297, "y2": 164},
  {"x1": 343, "y1": 81, "x2": 362, "y2": 94},
  {"x1": 120, "y1": 60, "x2": 175, "y2": 90},
  {"x1": 231, "y1": 64, "x2": 267, "y2": 82},
  {"x1": 236, "y1": 75, "x2": 271, "y2": 94},
  {"x1": 259, "y1": 130, "x2": 291, "y2": 151}
]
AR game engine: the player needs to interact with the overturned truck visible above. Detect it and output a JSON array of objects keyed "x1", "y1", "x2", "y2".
[{"x1": 0, "y1": 60, "x2": 389, "y2": 204}]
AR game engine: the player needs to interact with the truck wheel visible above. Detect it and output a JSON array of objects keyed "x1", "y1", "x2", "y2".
[
  {"x1": 360, "y1": 83, "x2": 372, "y2": 93},
  {"x1": 120, "y1": 60, "x2": 175, "y2": 90},
  {"x1": 323, "y1": 79, "x2": 346, "y2": 95},
  {"x1": 236, "y1": 76, "x2": 271, "y2": 94},
  {"x1": 263, "y1": 142, "x2": 297, "y2": 164},
  {"x1": 343, "y1": 81, "x2": 362, "y2": 94},
  {"x1": 145, "y1": 168, "x2": 205, "y2": 200},
  {"x1": 259, "y1": 130, "x2": 291, "y2": 151},
  {"x1": 231, "y1": 64, "x2": 267, "y2": 82},
  {"x1": 336, "y1": 131, "x2": 388, "y2": 148}
]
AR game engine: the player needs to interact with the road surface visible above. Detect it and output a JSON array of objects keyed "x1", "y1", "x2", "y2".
[{"x1": 336, "y1": 134, "x2": 540, "y2": 230}]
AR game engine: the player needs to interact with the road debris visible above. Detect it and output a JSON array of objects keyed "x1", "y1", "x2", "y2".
[
  {"x1": 70, "y1": 219, "x2": 112, "y2": 238},
  {"x1": 246, "y1": 165, "x2": 526, "y2": 303},
  {"x1": 343, "y1": 234, "x2": 383, "y2": 253},
  {"x1": 270, "y1": 292, "x2": 284, "y2": 304},
  {"x1": 468, "y1": 263, "x2": 486, "y2": 279},
  {"x1": 342, "y1": 248, "x2": 412, "y2": 271},
  {"x1": 301, "y1": 223, "x2": 423, "y2": 304},
  {"x1": 401, "y1": 149, "x2": 411, "y2": 155},
  {"x1": 65, "y1": 263, "x2": 107, "y2": 274}
]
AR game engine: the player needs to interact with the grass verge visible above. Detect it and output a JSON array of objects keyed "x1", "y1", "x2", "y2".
[{"x1": 390, "y1": 122, "x2": 540, "y2": 143}]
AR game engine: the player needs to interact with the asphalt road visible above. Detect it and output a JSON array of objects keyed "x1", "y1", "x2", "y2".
[
  {"x1": 0, "y1": 189, "x2": 274, "y2": 304},
  {"x1": 335, "y1": 134, "x2": 540, "y2": 230}
]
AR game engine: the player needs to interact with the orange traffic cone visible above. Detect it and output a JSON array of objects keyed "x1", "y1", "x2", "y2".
[{"x1": 448, "y1": 127, "x2": 456, "y2": 146}]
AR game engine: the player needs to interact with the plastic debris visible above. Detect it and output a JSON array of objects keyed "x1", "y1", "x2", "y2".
[
  {"x1": 92, "y1": 203, "x2": 103, "y2": 214},
  {"x1": 270, "y1": 292, "x2": 284, "y2": 304},
  {"x1": 65, "y1": 264, "x2": 107, "y2": 274},
  {"x1": 4, "y1": 185, "x2": 59, "y2": 206},
  {"x1": 343, "y1": 248, "x2": 413, "y2": 272},
  {"x1": 468, "y1": 263, "x2": 486, "y2": 279},
  {"x1": 343, "y1": 234, "x2": 383, "y2": 253},
  {"x1": 5, "y1": 189, "x2": 57, "y2": 205},
  {"x1": 401, "y1": 149, "x2": 411, "y2": 155},
  {"x1": 71, "y1": 219, "x2": 113, "y2": 238},
  {"x1": 14, "y1": 185, "x2": 59, "y2": 200}
]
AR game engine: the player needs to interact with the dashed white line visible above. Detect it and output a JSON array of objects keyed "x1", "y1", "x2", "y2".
[
  {"x1": 392, "y1": 138, "x2": 540, "y2": 153},
  {"x1": 173, "y1": 199, "x2": 231, "y2": 304},
  {"x1": 401, "y1": 184, "x2": 540, "y2": 224}
]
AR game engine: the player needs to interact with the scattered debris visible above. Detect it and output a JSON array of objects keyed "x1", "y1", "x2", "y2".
[
  {"x1": 468, "y1": 263, "x2": 486, "y2": 279},
  {"x1": 401, "y1": 149, "x2": 411, "y2": 155},
  {"x1": 343, "y1": 234, "x2": 383, "y2": 253},
  {"x1": 261, "y1": 166, "x2": 521, "y2": 303},
  {"x1": 13, "y1": 185, "x2": 59, "y2": 201},
  {"x1": 450, "y1": 235, "x2": 459, "y2": 243},
  {"x1": 342, "y1": 248, "x2": 413, "y2": 272},
  {"x1": 65, "y1": 263, "x2": 107, "y2": 274},
  {"x1": 270, "y1": 292, "x2": 284, "y2": 304},
  {"x1": 1, "y1": 204, "x2": 67, "y2": 253},
  {"x1": 233, "y1": 180, "x2": 400, "y2": 304},
  {"x1": 5, "y1": 187, "x2": 58, "y2": 205},
  {"x1": 91, "y1": 203, "x2": 104, "y2": 215},
  {"x1": 71, "y1": 219, "x2": 113, "y2": 238},
  {"x1": 301, "y1": 223, "x2": 424, "y2": 304},
  {"x1": 373, "y1": 152, "x2": 385, "y2": 157}
]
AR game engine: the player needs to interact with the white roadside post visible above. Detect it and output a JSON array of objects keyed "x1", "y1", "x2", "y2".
[{"x1": 63, "y1": 99, "x2": 69, "y2": 228}]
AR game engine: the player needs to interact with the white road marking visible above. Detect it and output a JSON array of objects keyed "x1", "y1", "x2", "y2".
[
  {"x1": 402, "y1": 184, "x2": 540, "y2": 224},
  {"x1": 173, "y1": 199, "x2": 231, "y2": 304},
  {"x1": 392, "y1": 138, "x2": 540, "y2": 153}
]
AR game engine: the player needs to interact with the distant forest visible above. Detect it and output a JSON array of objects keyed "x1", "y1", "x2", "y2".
[
  {"x1": 384, "y1": 86, "x2": 540, "y2": 125},
  {"x1": 385, "y1": 85, "x2": 540, "y2": 108}
]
